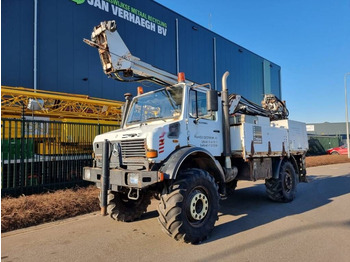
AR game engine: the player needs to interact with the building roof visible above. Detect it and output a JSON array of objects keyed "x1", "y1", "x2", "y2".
[{"x1": 306, "y1": 122, "x2": 347, "y2": 135}]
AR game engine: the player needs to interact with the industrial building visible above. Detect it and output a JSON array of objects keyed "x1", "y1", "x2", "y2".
[
  {"x1": 2, "y1": 0, "x2": 281, "y2": 103},
  {"x1": 307, "y1": 122, "x2": 347, "y2": 139},
  {"x1": 1, "y1": 0, "x2": 283, "y2": 195},
  {"x1": 307, "y1": 122, "x2": 347, "y2": 145}
]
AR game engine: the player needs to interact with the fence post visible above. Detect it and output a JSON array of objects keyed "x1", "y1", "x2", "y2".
[{"x1": 20, "y1": 104, "x2": 26, "y2": 194}]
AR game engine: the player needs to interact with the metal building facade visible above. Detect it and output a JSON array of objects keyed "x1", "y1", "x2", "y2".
[{"x1": 1, "y1": 0, "x2": 281, "y2": 103}]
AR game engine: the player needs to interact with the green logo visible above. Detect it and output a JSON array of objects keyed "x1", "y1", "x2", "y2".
[{"x1": 72, "y1": 0, "x2": 85, "y2": 4}]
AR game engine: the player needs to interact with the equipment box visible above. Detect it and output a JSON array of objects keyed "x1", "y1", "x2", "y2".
[{"x1": 271, "y1": 120, "x2": 309, "y2": 152}]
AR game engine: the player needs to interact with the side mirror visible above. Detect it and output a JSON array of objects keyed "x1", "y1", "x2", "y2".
[{"x1": 207, "y1": 89, "x2": 218, "y2": 112}]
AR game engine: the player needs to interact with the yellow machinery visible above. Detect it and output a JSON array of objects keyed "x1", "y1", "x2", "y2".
[
  {"x1": 1, "y1": 86, "x2": 123, "y2": 121},
  {"x1": 1, "y1": 86, "x2": 124, "y2": 155}
]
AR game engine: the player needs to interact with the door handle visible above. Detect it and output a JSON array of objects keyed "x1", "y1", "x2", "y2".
[{"x1": 213, "y1": 130, "x2": 220, "y2": 133}]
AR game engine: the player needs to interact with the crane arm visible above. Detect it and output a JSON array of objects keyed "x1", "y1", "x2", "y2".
[
  {"x1": 229, "y1": 94, "x2": 289, "y2": 120},
  {"x1": 84, "y1": 20, "x2": 187, "y2": 87},
  {"x1": 83, "y1": 21, "x2": 287, "y2": 120}
]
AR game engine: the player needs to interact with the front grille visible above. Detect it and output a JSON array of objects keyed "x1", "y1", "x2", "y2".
[
  {"x1": 120, "y1": 139, "x2": 146, "y2": 165},
  {"x1": 94, "y1": 139, "x2": 147, "y2": 168}
]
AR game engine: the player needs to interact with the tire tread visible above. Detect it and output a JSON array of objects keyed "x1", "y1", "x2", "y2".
[{"x1": 157, "y1": 168, "x2": 219, "y2": 243}]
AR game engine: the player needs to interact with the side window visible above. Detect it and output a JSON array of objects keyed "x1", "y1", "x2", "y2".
[
  {"x1": 189, "y1": 90, "x2": 197, "y2": 117},
  {"x1": 197, "y1": 92, "x2": 208, "y2": 116},
  {"x1": 189, "y1": 89, "x2": 215, "y2": 120}
]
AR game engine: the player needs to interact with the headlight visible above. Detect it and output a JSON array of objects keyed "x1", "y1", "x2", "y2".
[
  {"x1": 128, "y1": 173, "x2": 139, "y2": 185},
  {"x1": 84, "y1": 168, "x2": 91, "y2": 181}
]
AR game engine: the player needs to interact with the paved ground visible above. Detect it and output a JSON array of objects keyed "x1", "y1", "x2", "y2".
[{"x1": 2, "y1": 163, "x2": 350, "y2": 262}]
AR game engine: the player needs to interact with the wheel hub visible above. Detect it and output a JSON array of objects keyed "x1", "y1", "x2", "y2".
[
  {"x1": 284, "y1": 172, "x2": 293, "y2": 192},
  {"x1": 189, "y1": 191, "x2": 209, "y2": 221}
]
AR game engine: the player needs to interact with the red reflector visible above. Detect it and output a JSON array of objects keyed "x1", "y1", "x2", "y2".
[{"x1": 158, "y1": 172, "x2": 164, "y2": 182}]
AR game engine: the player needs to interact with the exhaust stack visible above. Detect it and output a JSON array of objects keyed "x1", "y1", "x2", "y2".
[{"x1": 221, "y1": 71, "x2": 237, "y2": 182}]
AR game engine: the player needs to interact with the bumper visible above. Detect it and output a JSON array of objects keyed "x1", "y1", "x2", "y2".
[{"x1": 83, "y1": 167, "x2": 161, "y2": 190}]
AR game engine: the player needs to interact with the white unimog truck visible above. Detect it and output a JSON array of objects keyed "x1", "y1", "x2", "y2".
[{"x1": 83, "y1": 21, "x2": 308, "y2": 244}]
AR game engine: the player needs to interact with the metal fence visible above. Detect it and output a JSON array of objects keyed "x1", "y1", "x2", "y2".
[{"x1": 1, "y1": 118, "x2": 119, "y2": 196}]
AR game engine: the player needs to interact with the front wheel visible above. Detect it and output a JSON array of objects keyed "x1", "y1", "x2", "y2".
[
  {"x1": 265, "y1": 161, "x2": 297, "y2": 202},
  {"x1": 157, "y1": 168, "x2": 219, "y2": 244},
  {"x1": 107, "y1": 190, "x2": 152, "y2": 222}
]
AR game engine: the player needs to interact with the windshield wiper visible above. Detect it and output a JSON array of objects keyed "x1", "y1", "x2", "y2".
[
  {"x1": 127, "y1": 119, "x2": 141, "y2": 124},
  {"x1": 146, "y1": 116, "x2": 166, "y2": 122},
  {"x1": 161, "y1": 89, "x2": 178, "y2": 110}
]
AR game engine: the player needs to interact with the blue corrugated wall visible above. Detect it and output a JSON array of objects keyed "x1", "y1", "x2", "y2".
[{"x1": 1, "y1": 0, "x2": 281, "y2": 103}]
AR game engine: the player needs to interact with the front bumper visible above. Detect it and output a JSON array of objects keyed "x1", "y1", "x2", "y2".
[{"x1": 83, "y1": 167, "x2": 161, "y2": 190}]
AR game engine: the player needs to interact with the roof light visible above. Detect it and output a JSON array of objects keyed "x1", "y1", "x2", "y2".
[
  {"x1": 178, "y1": 72, "x2": 185, "y2": 83},
  {"x1": 137, "y1": 86, "x2": 144, "y2": 95}
]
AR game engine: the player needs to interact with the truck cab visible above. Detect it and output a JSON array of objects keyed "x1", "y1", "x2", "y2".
[{"x1": 84, "y1": 79, "x2": 225, "y2": 192}]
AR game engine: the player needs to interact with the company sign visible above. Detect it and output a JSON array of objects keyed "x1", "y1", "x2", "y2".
[{"x1": 72, "y1": 0, "x2": 168, "y2": 36}]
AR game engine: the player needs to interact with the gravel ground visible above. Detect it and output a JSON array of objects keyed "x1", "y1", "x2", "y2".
[{"x1": 2, "y1": 154, "x2": 350, "y2": 233}]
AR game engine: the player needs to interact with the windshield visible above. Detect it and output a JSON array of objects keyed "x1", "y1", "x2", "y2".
[{"x1": 125, "y1": 85, "x2": 183, "y2": 126}]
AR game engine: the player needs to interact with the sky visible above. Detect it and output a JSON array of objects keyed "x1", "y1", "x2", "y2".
[{"x1": 155, "y1": 0, "x2": 350, "y2": 124}]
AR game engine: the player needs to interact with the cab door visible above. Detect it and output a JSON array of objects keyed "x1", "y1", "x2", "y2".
[{"x1": 187, "y1": 88, "x2": 223, "y2": 156}]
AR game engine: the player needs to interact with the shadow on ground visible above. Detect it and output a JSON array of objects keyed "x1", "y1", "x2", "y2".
[
  {"x1": 139, "y1": 210, "x2": 159, "y2": 221},
  {"x1": 207, "y1": 173, "x2": 350, "y2": 245}
]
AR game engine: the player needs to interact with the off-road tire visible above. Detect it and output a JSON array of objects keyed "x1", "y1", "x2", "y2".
[
  {"x1": 106, "y1": 190, "x2": 152, "y2": 222},
  {"x1": 265, "y1": 161, "x2": 297, "y2": 202},
  {"x1": 157, "y1": 168, "x2": 220, "y2": 244}
]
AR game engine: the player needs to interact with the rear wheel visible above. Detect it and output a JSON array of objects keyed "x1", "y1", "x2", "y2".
[
  {"x1": 265, "y1": 161, "x2": 297, "y2": 202},
  {"x1": 107, "y1": 190, "x2": 152, "y2": 222},
  {"x1": 157, "y1": 168, "x2": 219, "y2": 244}
]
